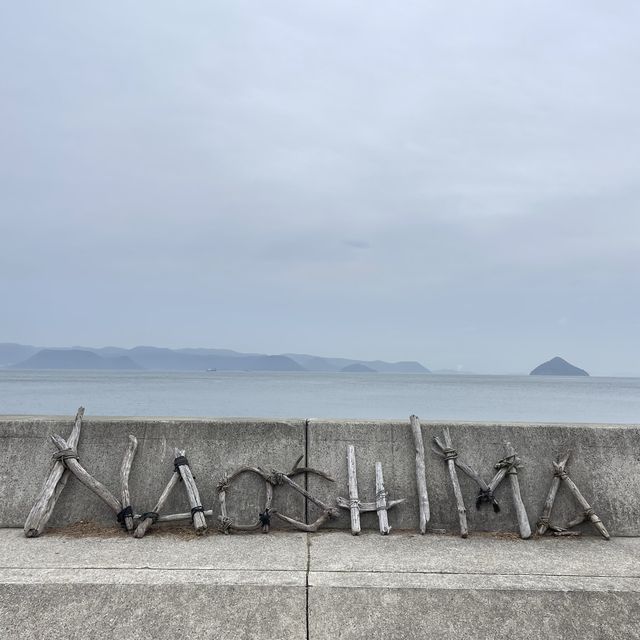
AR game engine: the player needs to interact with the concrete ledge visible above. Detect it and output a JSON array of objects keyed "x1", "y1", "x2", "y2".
[
  {"x1": 1, "y1": 529, "x2": 639, "y2": 639},
  {"x1": 0, "y1": 417, "x2": 306, "y2": 529},
  {"x1": 2, "y1": 416, "x2": 639, "y2": 535},
  {"x1": 307, "y1": 419, "x2": 640, "y2": 535}
]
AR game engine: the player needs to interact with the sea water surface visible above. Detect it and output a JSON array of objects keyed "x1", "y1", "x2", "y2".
[{"x1": 0, "y1": 370, "x2": 639, "y2": 423}]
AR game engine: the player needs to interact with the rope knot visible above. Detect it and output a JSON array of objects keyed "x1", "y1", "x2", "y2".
[
  {"x1": 116, "y1": 505, "x2": 133, "y2": 528},
  {"x1": 443, "y1": 447, "x2": 458, "y2": 461},
  {"x1": 217, "y1": 475, "x2": 230, "y2": 493},
  {"x1": 190, "y1": 505, "x2": 205, "y2": 522},
  {"x1": 375, "y1": 489, "x2": 387, "y2": 509},
  {"x1": 141, "y1": 511, "x2": 159, "y2": 524},
  {"x1": 495, "y1": 454, "x2": 517, "y2": 470},
  {"x1": 218, "y1": 516, "x2": 234, "y2": 533},
  {"x1": 269, "y1": 471, "x2": 285, "y2": 486},
  {"x1": 52, "y1": 448, "x2": 78, "y2": 466},
  {"x1": 476, "y1": 488, "x2": 500, "y2": 513},
  {"x1": 174, "y1": 455, "x2": 189, "y2": 477},
  {"x1": 259, "y1": 509, "x2": 271, "y2": 527}
]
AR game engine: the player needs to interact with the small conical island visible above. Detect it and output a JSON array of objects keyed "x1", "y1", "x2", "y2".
[{"x1": 530, "y1": 356, "x2": 589, "y2": 377}]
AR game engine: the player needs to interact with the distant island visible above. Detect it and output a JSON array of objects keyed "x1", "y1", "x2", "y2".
[
  {"x1": 530, "y1": 357, "x2": 589, "y2": 377},
  {"x1": 16, "y1": 349, "x2": 142, "y2": 371},
  {"x1": 0, "y1": 343, "x2": 429, "y2": 374},
  {"x1": 341, "y1": 363, "x2": 376, "y2": 373}
]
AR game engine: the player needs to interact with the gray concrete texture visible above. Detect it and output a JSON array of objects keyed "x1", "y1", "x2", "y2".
[
  {"x1": 1, "y1": 416, "x2": 639, "y2": 535},
  {"x1": 307, "y1": 419, "x2": 640, "y2": 536},
  {"x1": 1, "y1": 529, "x2": 639, "y2": 639}
]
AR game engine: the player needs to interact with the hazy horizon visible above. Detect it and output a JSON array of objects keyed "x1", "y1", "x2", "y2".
[
  {"x1": 1, "y1": 2, "x2": 639, "y2": 377},
  {"x1": 0, "y1": 341, "x2": 614, "y2": 377}
]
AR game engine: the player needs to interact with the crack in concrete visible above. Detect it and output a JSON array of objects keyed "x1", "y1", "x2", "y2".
[
  {"x1": 305, "y1": 533, "x2": 311, "y2": 640},
  {"x1": 0, "y1": 565, "x2": 305, "y2": 573}
]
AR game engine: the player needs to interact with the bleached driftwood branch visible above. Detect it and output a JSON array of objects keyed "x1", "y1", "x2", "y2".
[
  {"x1": 431, "y1": 446, "x2": 509, "y2": 512},
  {"x1": 375, "y1": 462, "x2": 390, "y2": 535},
  {"x1": 23, "y1": 407, "x2": 84, "y2": 538},
  {"x1": 134, "y1": 469, "x2": 180, "y2": 538},
  {"x1": 174, "y1": 448, "x2": 207, "y2": 534},
  {"x1": 504, "y1": 442, "x2": 531, "y2": 539},
  {"x1": 346, "y1": 445, "x2": 360, "y2": 535},
  {"x1": 432, "y1": 428, "x2": 468, "y2": 538},
  {"x1": 553, "y1": 459, "x2": 610, "y2": 540},
  {"x1": 409, "y1": 415, "x2": 430, "y2": 533},
  {"x1": 337, "y1": 448, "x2": 404, "y2": 534},
  {"x1": 135, "y1": 509, "x2": 215, "y2": 523},
  {"x1": 49, "y1": 434, "x2": 122, "y2": 515},
  {"x1": 217, "y1": 455, "x2": 336, "y2": 534},
  {"x1": 536, "y1": 452, "x2": 610, "y2": 540},
  {"x1": 335, "y1": 496, "x2": 406, "y2": 511},
  {"x1": 217, "y1": 466, "x2": 273, "y2": 534},
  {"x1": 270, "y1": 468, "x2": 339, "y2": 532},
  {"x1": 536, "y1": 452, "x2": 571, "y2": 535},
  {"x1": 118, "y1": 435, "x2": 138, "y2": 532}
]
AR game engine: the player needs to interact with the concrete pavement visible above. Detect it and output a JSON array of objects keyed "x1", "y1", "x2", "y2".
[{"x1": 1, "y1": 528, "x2": 638, "y2": 639}]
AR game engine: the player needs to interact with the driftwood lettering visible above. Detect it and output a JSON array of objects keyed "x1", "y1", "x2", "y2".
[
  {"x1": 432, "y1": 428, "x2": 468, "y2": 538},
  {"x1": 23, "y1": 407, "x2": 85, "y2": 538},
  {"x1": 409, "y1": 415, "x2": 430, "y2": 533},
  {"x1": 536, "y1": 452, "x2": 610, "y2": 540},
  {"x1": 337, "y1": 446, "x2": 405, "y2": 535},
  {"x1": 23, "y1": 408, "x2": 613, "y2": 541}
]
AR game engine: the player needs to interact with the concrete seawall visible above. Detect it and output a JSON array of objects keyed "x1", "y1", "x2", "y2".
[
  {"x1": 2, "y1": 416, "x2": 638, "y2": 535},
  {"x1": 1, "y1": 416, "x2": 639, "y2": 639}
]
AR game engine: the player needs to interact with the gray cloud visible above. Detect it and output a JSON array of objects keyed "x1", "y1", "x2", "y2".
[{"x1": 1, "y1": 1, "x2": 639, "y2": 375}]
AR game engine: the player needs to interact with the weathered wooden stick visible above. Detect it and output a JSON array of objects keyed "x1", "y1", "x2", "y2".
[
  {"x1": 273, "y1": 509, "x2": 334, "y2": 532},
  {"x1": 141, "y1": 509, "x2": 214, "y2": 523},
  {"x1": 347, "y1": 445, "x2": 361, "y2": 535},
  {"x1": 24, "y1": 407, "x2": 84, "y2": 537},
  {"x1": 274, "y1": 471, "x2": 336, "y2": 514},
  {"x1": 536, "y1": 452, "x2": 571, "y2": 535},
  {"x1": 134, "y1": 471, "x2": 180, "y2": 538},
  {"x1": 375, "y1": 462, "x2": 390, "y2": 535},
  {"x1": 490, "y1": 456, "x2": 515, "y2": 491},
  {"x1": 504, "y1": 442, "x2": 531, "y2": 539},
  {"x1": 269, "y1": 467, "x2": 338, "y2": 532},
  {"x1": 556, "y1": 466, "x2": 610, "y2": 540},
  {"x1": 436, "y1": 428, "x2": 468, "y2": 538},
  {"x1": 336, "y1": 496, "x2": 405, "y2": 511},
  {"x1": 118, "y1": 435, "x2": 138, "y2": 532},
  {"x1": 50, "y1": 434, "x2": 122, "y2": 514},
  {"x1": 432, "y1": 443, "x2": 506, "y2": 512},
  {"x1": 566, "y1": 513, "x2": 589, "y2": 529},
  {"x1": 174, "y1": 448, "x2": 207, "y2": 534},
  {"x1": 409, "y1": 415, "x2": 430, "y2": 533},
  {"x1": 217, "y1": 467, "x2": 274, "y2": 533}
]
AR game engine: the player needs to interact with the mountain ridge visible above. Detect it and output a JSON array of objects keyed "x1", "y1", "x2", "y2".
[{"x1": 0, "y1": 343, "x2": 429, "y2": 373}]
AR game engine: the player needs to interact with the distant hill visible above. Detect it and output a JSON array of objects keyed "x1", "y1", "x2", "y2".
[
  {"x1": 284, "y1": 353, "x2": 429, "y2": 373},
  {"x1": 341, "y1": 363, "x2": 376, "y2": 373},
  {"x1": 530, "y1": 357, "x2": 589, "y2": 377},
  {"x1": 119, "y1": 347, "x2": 304, "y2": 372},
  {"x1": 0, "y1": 343, "x2": 39, "y2": 366},
  {"x1": 5, "y1": 343, "x2": 430, "y2": 373},
  {"x1": 13, "y1": 349, "x2": 142, "y2": 370}
]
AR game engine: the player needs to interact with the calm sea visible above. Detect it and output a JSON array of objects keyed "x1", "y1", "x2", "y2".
[{"x1": 0, "y1": 370, "x2": 638, "y2": 423}]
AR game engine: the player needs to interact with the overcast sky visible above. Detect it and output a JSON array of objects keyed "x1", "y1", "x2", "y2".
[{"x1": 1, "y1": 1, "x2": 639, "y2": 375}]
